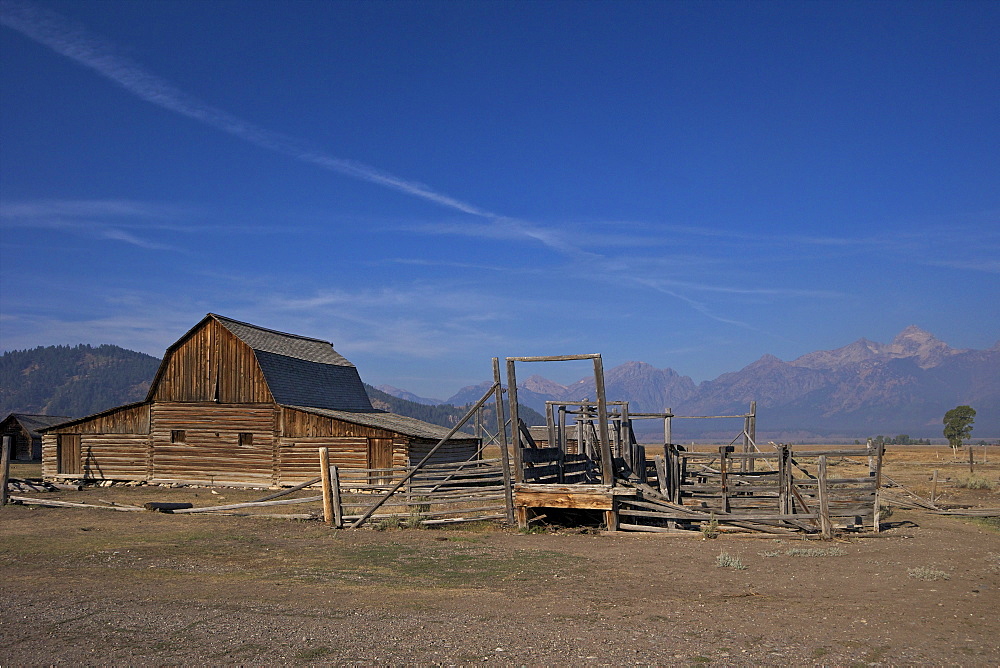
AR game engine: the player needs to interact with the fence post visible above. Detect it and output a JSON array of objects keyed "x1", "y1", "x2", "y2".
[
  {"x1": 319, "y1": 447, "x2": 334, "y2": 526},
  {"x1": 874, "y1": 442, "x2": 885, "y2": 533},
  {"x1": 673, "y1": 444, "x2": 683, "y2": 503},
  {"x1": 1, "y1": 435, "x2": 11, "y2": 507},
  {"x1": 818, "y1": 455, "x2": 832, "y2": 539},
  {"x1": 330, "y1": 464, "x2": 343, "y2": 529},
  {"x1": 719, "y1": 446, "x2": 730, "y2": 513},
  {"x1": 777, "y1": 444, "x2": 789, "y2": 515},
  {"x1": 493, "y1": 357, "x2": 514, "y2": 523}
]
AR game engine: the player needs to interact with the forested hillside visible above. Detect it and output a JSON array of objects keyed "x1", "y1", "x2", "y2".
[{"x1": 0, "y1": 344, "x2": 160, "y2": 418}]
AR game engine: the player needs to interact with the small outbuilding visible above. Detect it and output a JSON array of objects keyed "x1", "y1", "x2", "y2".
[
  {"x1": 1, "y1": 413, "x2": 75, "y2": 460},
  {"x1": 41, "y1": 314, "x2": 478, "y2": 487}
]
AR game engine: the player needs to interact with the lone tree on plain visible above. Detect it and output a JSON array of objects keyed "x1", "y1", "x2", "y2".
[{"x1": 942, "y1": 405, "x2": 976, "y2": 456}]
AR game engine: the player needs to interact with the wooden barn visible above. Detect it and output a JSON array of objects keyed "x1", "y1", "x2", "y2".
[
  {"x1": 1, "y1": 413, "x2": 75, "y2": 461},
  {"x1": 40, "y1": 314, "x2": 478, "y2": 487}
]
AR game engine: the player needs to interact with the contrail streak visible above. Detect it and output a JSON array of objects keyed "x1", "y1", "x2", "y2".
[{"x1": 0, "y1": 0, "x2": 495, "y2": 218}]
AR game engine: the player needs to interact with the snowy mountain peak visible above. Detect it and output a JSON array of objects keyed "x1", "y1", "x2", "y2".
[{"x1": 886, "y1": 325, "x2": 959, "y2": 367}]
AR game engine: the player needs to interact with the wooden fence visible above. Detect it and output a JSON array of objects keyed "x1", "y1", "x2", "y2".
[
  {"x1": 617, "y1": 444, "x2": 884, "y2": 535},
  {"x1": 320, "y1": 457, "x2": 511, "y2": 528}
]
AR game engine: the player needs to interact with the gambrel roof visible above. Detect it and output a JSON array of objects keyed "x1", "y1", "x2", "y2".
[
  {"x1": 211, "y1": 314, "x2": 373, "y2": 411},
  {"x1": 212, "y1": 314, "x2": 354, "y2": 366},
  {"x1": 148, "y1": 314, "x2": 374, "y2": 411}
]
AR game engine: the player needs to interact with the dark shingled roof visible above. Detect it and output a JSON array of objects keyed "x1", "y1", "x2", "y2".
[
  {"x1": 209, "y1": 314, "x2": 374, "y2": 411},
  {"x1": 212, "y1": 314, "x2": 354, "y2": 366},
  {"x1": 255, "y1": 351, "x2": 373, "y2": 411},
  {"x1": 3, "y1": 413, "x2": 76, "y2": 437},
  {"x1": 286, "y1": 406, "x2": 477, "y2": 441}
]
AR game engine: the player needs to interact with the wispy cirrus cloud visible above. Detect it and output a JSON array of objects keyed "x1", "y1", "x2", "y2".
[
  {"x1": 0, "y1": 0, "x2": 495, "y2": 220},
  {"x1": 923, "y1": 258, "x2": 1000, "y2": 274},
  {"x1": 0, "y1": 198, "x2": 189, "y2": 251},
  {"x1": 0, "y1": 198, "x2": 295, "y2": 250}
]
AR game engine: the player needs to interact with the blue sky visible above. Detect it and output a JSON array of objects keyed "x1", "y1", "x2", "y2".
[{"x1": 1, "y1": 0, "x2": 998, "y2": 398}]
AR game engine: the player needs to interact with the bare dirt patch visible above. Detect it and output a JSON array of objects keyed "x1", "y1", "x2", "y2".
[{"x1": 2, "y1": 451, "x2": 999, "y2": 666}]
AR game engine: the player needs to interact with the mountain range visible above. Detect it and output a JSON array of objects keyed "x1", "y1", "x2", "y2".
[
  {"x1": 3, "y1": 327, "x2": 995, "y2": 442},
  {"x1": 380, "y1": 326, "x2": 998, "y2": 441}
]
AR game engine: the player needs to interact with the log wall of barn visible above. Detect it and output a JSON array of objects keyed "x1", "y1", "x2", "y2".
[
  {"x1": 407, "y1": 438, "x2": 480, "y2": 467},
  {"x1": 41, "y1": 404, "x2": 153, "y2": 479},
  {"x1": 277, "y1": 408, "x2": 410, "y2": 484},
  {"x1": 55, "y1": 404, "x2": 152, "y2": 434},
  {"x1": 280, "y1": 408, "x2": 398, "y2": 439},
  {"x1": 80, "y1": 434, "x2": 150, "y2": 480},
  {"x1": 276, "y1": 436, "x2": 409, "y2": 484},
  {"x1": 152, "y1": 319, "x2": 272, "y2": 404},
  {"x1": 41, "y1": 435, "x2": 58, "y2": 479},
  {"x1": 150, "y1": 402, "x2": 277, "y2": 486},
  {"x1": 43, "y1": 432, "x2": 148, "y2": 481}
]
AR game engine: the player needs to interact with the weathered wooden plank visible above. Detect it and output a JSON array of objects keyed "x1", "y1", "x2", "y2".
[
  {"x1": 173, "y1": 495, "x2": 322, "y2": 513},
  {"x1": 616, "y1": 523, "x2": 703, "y2": 534},
  {"x1": 143, "y1": 502, "x2": 194, "y2": 512},
  {"x1": 521, "y1": 447, "x2": 562, "y2": 464},
  {"x1": 514, "y1": 483, "x2": 634, "y2": 494},
  {"x1": 9, "y1": 496, "x2": 145, "y2": 511},
  {"x1": 523, "y1": 463, "x2": 562, "y2": 479},
  {"x1": 515, "y1": 491, "x2": 616, "y2": 510}
]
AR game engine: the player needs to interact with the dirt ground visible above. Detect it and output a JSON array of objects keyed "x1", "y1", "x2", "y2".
[{"x1": 2, "y1": 447, "x2": 999, "y2": 666}]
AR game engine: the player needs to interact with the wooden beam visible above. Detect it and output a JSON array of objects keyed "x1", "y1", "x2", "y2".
[
  {"x1": 349, "y1": 381, "x2": 499, "y2": 528},
  {"x1": 593, "y1": 356, "x2": 614, "y2": 486},
  {"x1": 506, "y1": 359, "x2": 522, "y2": 483}
]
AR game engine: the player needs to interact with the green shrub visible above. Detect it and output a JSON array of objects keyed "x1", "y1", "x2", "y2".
[
  {"x1": 760, "y1": 547, "x2": 845, "y2": 557},
  {"x1": 701, "y1": 513, "x2": 719, "y2": 539},
  {"x1": 957, "y1": 477, "x2": 994, "y2": 490},
  {"x1": 716, "y1": 551, "x2": 747, "y2": 570},
  {"x1": 907, "y1": 566, "x2": 950, "y2": 581}
]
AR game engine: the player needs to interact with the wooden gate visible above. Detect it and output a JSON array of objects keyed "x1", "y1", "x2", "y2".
[
  {"x1": 367, "y1": 437, "x2": 393, "y2": 485},
  {"x1": 57, "y1": 434, "x2": 81, "y2": 475}
]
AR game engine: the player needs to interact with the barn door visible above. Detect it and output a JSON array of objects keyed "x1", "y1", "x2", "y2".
[
  {"x1": 57, "y1": 435, "x2": 81, "y2": 475},
  {"x1": 15, "y1": 435, "x2": 31, "y2": 460},
  {"x1": 367, "y1": 438, "x2": 393, "y2": 485}
]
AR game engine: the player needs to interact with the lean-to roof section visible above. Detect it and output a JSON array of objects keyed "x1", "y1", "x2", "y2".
[{"x1": 286, "y1": 405, "x2": 475, "y2": 440}]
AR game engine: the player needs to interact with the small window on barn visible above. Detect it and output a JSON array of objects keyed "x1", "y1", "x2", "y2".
[
  {"x1": 171, "y1": 430, "x2": 186, "y2": 444},
  {"x1": 238, "y1": 432, "x2": 253, "y2": 447}
]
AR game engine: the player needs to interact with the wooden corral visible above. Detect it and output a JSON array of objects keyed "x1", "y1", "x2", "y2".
[
  {"x1": 40, "y1": 314, "x2": 478, "y2": 487},
  {"x1": 1, "y1": 414, "x2": 74, "y2": 461},
  {"x1": 503, "y1": 355, "x2": 884, "y2": 535}
]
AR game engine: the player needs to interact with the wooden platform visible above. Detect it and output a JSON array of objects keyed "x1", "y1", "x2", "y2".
[{"x1": 513, "y1": 483, "x2": 637, "y2": 530}]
